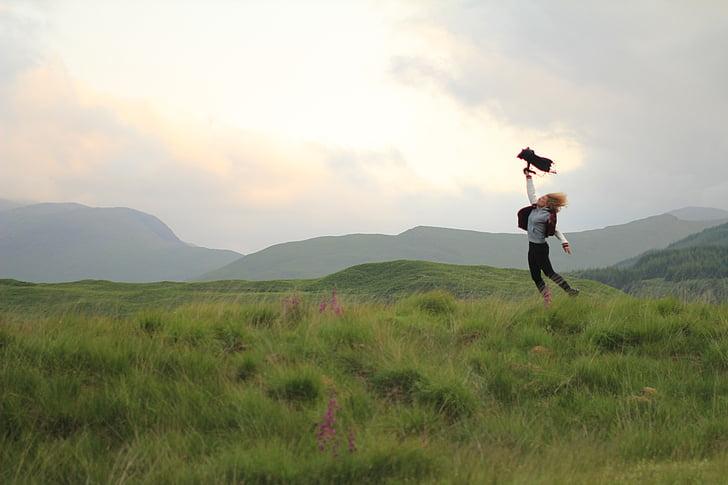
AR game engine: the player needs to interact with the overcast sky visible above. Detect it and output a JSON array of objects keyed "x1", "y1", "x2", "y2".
[{"x1": 1, "y1": 1, "x2": 726, "y2": 253}]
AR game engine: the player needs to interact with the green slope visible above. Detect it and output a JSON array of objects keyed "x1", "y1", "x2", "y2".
[
  {"x1": 578, "y1": 223, "x2": 728, "y2": 302},
  {"x1": 311, "y1": 260, "x2": 618, "y2": 299},
  {"x1": 201, "y1": 214, "x2": 728, "y2": 281},
  {"x1": 0, "y1": 203, "x2": 241, "y2": 282},
  {"x1": 0, "y1": 260, "x2": 620, "y2": 315},
  {"x1": 626, "y1": 278, "x2": 728, "y2": 302},
  {"x1": 667, "y1": 221, "x2": 728, "y2": 249},
  {"x1": 580, "y1": 246, "x2": 728, "y2": 284}
]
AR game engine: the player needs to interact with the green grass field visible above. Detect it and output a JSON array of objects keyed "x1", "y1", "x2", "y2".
[
  {"x1": 0, "y1": 260, "x2": 619, "y2": 317},
  {"x1": 2, "y1": 264, "x2": 728, "y2": 483}
]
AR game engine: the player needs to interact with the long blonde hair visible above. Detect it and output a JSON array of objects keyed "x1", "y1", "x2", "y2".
[{"x1": 545, "y1": 192, "x2": 568, "y2": 212}]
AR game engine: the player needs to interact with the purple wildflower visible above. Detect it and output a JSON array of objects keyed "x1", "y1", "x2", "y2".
[
  {"x1": 315, "y1": 395, "x2": 357, "y2": 456},
  {"x1": 318, "y1": 289, "x2": 344, "y2": 316},
  {"x1": 316, "y1": 397, "x2": 339, "y2": 453},
  {"x1": 330, "y1": 288, "x2": 343, "y2": 315}
]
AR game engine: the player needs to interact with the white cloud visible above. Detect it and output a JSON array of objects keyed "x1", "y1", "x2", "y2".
[{"x1": 391, "y1": 1, "x2": 728, "y2": 221}]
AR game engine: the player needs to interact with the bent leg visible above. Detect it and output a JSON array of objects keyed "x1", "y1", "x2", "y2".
[
  {"x1": 544, "y1": 263, "x2": 579, "y2": 295},
  {"x1": 540, "y1": 246, "x2": 579, "y2": 296}
]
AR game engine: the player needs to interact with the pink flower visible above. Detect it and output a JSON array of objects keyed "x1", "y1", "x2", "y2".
[
  {"x1": 330, "y1": 289, "x2": 343, "y2": 315},
  {"x1": 316, "y1": 397, "x2": 340, "y2": 455},
  {"x1": 315, "y1": 396, "x2": 356, "y2": 457},
  {"x1": 319, "y1": 289, "x2": 344, "y2": 316}
]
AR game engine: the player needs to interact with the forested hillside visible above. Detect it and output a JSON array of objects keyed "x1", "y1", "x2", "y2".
[
  {"x1": 667, "y1": 222, "x2": 728, "y2": 249},
  {"x1": 580, "y1": 246, "x2": 728, "y2": 287},
  {"x1": 578, "y1": 223, "x2": 728, "y2": 302}
]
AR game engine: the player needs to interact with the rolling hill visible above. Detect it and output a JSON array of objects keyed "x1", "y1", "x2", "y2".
[
  {"x1": 200, "y1": 211, "x2": 728, "y2": 281},
  {"x1": 578, "y1": 222, "x2": 728, "y2": 302},
  {"x1": 0, "y1": 259, "x2": 621, "y2": 315},
  {"x1": 0, "y1": 203, "x2": 241, "y2": 282},
  {"x1": 310, "y1": 259, "x2": 620, "y2": 299}
]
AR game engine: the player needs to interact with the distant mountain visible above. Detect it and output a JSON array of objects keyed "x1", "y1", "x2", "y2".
[
  {"x1": 603, "y1": 221, "x2": 728, "y2": 270},
  {"x1": 668, "y1": 207, "x2": 728, "y2": 221},
  {"x1": 200, "y1": 211, "x2": 728, "y2": 281},
  {"x1": 0, "y1": 203, "x2": 241, "y2": 282},
  {"x1": 0, "y1": 198, "x2": 27, "y2": 212},
  {"x1": 666, "y1": 222, "x2": 728, "y2": 250},
  {"x1": 577, "y1": 222, "x2": 728, "y2": 302}
]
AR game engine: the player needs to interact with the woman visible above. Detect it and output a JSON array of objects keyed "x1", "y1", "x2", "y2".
[{"x1": 520, "y1": 168, "x2": 579, "y2": 306}]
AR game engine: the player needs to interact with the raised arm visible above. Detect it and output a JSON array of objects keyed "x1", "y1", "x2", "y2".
[{"x1": 525, "y1": 172, "x2": 537, "y2": 204}]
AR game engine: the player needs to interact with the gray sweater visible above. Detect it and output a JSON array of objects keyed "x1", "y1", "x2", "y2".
[{"x1": 526, "y1": 177, "x2": 568, "y2": 245}]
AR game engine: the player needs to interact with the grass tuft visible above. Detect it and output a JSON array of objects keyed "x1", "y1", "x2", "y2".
[
  {"x1": 138, "y1": 313, "x2": 164, "y2": 334},
  {"x1": 213, "y1": 324, "x2": 249, "y2": 353},
  {"x1": 417, "y1": 379, "x2": 476, "y2": 420},
  {"x1": 268, "y1": 369, "x2": 322, "y2": 404},
  {"x1": 411, "y1": 290, "x2": 457, "y2": 316},
  {"x1": 236, "y1": 355, "x2": 259, "y2": 381},
  {"x1": 370, "y1": 368, "x2": 427, "y2": 403},
  {"x1": 246, "y1": 306, "x2": 279, "y2": 327}
]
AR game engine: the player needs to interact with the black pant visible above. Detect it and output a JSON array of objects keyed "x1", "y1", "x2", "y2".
[{"x1": 528, "y1": 242, "x2": 572, "y2": 293}]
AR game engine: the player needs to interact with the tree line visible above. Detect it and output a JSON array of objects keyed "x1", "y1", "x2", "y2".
[{"x1": 578, "y1": 246, "x2": 728, "y2": 289}]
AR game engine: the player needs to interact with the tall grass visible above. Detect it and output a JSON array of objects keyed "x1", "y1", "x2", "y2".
[{"x1": 2, "y1": 291, "x2": 728, "y2": 483}]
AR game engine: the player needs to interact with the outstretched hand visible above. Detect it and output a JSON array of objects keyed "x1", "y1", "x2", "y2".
[{"x1": 562, "y1": 242, "x2": 572, "y2": 255}]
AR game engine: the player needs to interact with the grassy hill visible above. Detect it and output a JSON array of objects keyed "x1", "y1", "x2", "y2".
[
  {"x1": 0, "y1": 203, "x2": 241, "y2": 282},
  {"x1": 0, "y1": 260, "x2": 620, "y2": 315},
  {"x1": 2, "y1": 282, "x2": 728, "y2": 482},
  {"x1": 578, "y1": 223, "x2": 728, "y2": 302},
  {"x1": 313, "y1": 260, "x2": 617, "y2": 299},
  {"x1": 200, "y1": 213, "x2": 728, "y2": 281},
  {"x1": 625, "y1": 278, "x2": 728, "y2": 303}
]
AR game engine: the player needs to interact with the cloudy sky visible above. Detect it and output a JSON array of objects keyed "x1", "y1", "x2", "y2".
[{"x1": 1, "y1": 1, "x2": 726, "y2": 253}]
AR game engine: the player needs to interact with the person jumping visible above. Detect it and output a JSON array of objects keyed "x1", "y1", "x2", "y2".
[{"x1": 518, "y1": 168, "x2": 579, "y2": 306}]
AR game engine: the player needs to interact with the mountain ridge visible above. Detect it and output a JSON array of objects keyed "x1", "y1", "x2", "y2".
[
  {"x1": 200, "y1": 211, "x2": 728, "y2": 281},
  {"x1": 668, "y1": 206, "x2": 728, "y2": 221},
  {"x1": 0, "y1": 202, "x2": 241, "y2": 282},
  {"x1": 3, "y1": 199, "x2": 726, "y2": 284}
]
